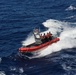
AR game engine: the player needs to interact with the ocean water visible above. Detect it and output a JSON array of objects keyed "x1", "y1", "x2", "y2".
[{"x1": 0, "y1": 0, "x2": 76, "y2": 75}]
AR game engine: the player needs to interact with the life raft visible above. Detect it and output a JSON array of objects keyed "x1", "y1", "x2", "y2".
[{"x1": 19, "y1": 37, "x2": 60, "y2": 53}]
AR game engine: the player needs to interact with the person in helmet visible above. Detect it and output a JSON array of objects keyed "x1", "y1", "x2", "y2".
[{"x1": 48, "y1": 32, "x2": 52, "y2": 40}]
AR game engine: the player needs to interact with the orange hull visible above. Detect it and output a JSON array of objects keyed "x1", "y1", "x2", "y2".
[{"x1": 19, "y1": 38, "x2": 60, "y2": 53}]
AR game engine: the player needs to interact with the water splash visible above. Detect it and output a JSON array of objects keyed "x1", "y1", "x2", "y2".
[
  {"x1": 22, "y1": 19, "x2": 76, "y2": 58},
  {"x1": 22, "y1": 33, "x2": 35, "y2": 46},
  {"x1": 66, "y1": 5, "x2": 76, "y2": 11}
]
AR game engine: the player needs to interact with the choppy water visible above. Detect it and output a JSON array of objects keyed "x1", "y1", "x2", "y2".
[{"x1": 0, "y1": 0, "x2": 76, "y2": 75}]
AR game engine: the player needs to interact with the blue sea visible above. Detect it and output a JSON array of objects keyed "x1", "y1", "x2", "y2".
[{"x1": 0, "y1": 0, "x2": 76, "y2": 75}]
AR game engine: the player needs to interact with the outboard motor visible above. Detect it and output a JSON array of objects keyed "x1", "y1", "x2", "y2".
[{"x1": 33, "y1": 29, "x2": 42, "y2": 44}]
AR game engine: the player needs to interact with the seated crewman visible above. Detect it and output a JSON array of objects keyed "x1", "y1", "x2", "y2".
[
  {"x1": 42, "y1": 33, "x2": 46, "y2": 43},
  {"x1": 43, "y1": 33, "x2": 50, "y2": 43},
  {"x1": 40, "y1": 33, "x2": 46, "y2": 43},
  {"x1": 48, "y1": 32, "x2": 52, "y2": 40},
  {"x1": 40, "y1": 34, "x2": 43, "y2": 43},
  {"x1": 46, "y1": 33, "x2": 50, "y2": 41}
]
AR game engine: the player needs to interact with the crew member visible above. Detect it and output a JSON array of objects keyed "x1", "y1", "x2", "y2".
[
  {"x1": 43, "y1": 33, "x2": 46, "y2": 43},
  {"x1": 40, "y1": 34, "x2": 43, "y2": 43},
  {"x1": 48, "y1": 32, "x2": 52, "y2": 40},
  {"x1": 46, "y1": 33, "x2": 49, "y2": 41}
]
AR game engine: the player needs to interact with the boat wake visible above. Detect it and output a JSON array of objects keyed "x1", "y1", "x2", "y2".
[{"x1": 22, "y1": 19, "x2": 76, "y2": 59}]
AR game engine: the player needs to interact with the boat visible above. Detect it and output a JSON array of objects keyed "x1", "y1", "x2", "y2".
[{"x1": 19, "y1": 29, "x2": 60, "y2": 57}]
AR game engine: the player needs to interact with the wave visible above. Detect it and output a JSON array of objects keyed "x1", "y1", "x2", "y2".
[
  {"x1": 0, "y1": 58, "x2": 2, "y2": 63},
  {"x1": 22, "y1": 19, "x2": 76, "y2": 59},
  {"x1": 0, "y1": 71, "x2": 6, "y2": 75},
  {"x1": 65, "y1": 15, "x2": 75, "y2": 19},
  {"x1": 10, "y1": 66, "x2": 24, "y2": 74},
  {"x1": 66, "y1": 5, "x2": 76, "y2": 11}
]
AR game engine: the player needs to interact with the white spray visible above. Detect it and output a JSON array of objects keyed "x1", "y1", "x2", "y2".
[
  {"x1": 65, "y1": 5, "x2": 76, "y2": 11},
  {"x1": 22, "y1": 19, "x2": 76, "y2": 58}
]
